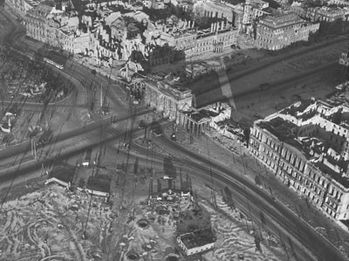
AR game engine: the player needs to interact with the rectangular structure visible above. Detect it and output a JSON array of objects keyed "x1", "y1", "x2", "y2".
[
  {"x1": 255, "y1": 13, "x2": 319, "y2": 50},
  {"x1": 177, "y1": 228, "x2": 216, "y2": 256},
  {"x1": 249, "y1": 99, "x2": 349, "y2": 221}
]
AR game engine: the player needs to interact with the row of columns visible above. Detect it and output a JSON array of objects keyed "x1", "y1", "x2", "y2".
[
  {"x1": 203, "y1": 9, "x2": 224, "y2": 19},
  {"x1": 142, "y1": 82, "x2": 210, "y2": 136},
  {"x1": 177, "y1": 112, "x2": 208, "y2": 136}
]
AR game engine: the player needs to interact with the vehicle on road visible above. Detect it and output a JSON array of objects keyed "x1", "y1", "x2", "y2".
[
  {"x1": 82, "y1": 148, "x2": 93, "y2": 167},
  {"x1": 170, "y1": 132, "x2": 176, "y2": 141},
  {"x1": 43, "y1": 57, "x2": 64, "y2": 70}
]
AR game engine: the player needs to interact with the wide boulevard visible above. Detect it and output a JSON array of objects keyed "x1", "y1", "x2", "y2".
[{"x1": 0, "y1": 3, "x2": 348, "y2": 261}]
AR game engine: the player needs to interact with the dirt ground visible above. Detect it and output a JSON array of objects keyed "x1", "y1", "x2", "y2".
[
  {"x1": 158, "y1": 124, "x2": 349, "y2": 259},
  {"x1": 0, "y1": 184, "x2": 113, "y2": 261},
  {"x1": 0, "y1": 140, "x2": 290, "y2": 261}
]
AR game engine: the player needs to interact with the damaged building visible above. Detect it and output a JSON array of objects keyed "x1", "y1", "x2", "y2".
[{"x1": 249, "y1": 99, "x2": 349, "y2": 223}]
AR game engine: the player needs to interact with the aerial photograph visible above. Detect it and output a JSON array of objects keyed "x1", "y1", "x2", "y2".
[{"x1": 1, "y1": 0, "x2": 349, "y2": 259}]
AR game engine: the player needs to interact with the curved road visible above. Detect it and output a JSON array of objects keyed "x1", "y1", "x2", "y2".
[
  {"x1": 134, "y1": 136, "x2": 348, "y2": 261},
  {"x1": 1, "y1": 4, "x2": 347, "y2": 261}
]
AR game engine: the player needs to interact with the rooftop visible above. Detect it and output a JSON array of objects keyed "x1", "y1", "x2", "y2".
[
  {"x1": 190, "y1": 109, "x2": 218, "y2": 122},
  {"x1": 259, "y1": 12, "x2": 305, "y2": 29},
  {"x1": 257, "y1": 116, "x2": 299, "y2": 144},
  {"x1": 179, "y1": 228, "x2": 215, "y2": 249},
  {"x1": 142, "y1": 74, "x2": 192, "y2": 101},
  {"x1": 256, "y1": 98, "x2": 349, "y2": 187},
  {"x1": 49, "y1": 165, "x2": 75, "y2": 183},
  {"x1": 315, "y1": 161, "x2": 349, "y2": 188}
]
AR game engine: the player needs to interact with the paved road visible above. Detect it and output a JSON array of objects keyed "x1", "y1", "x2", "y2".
[
  {"x1": 0, "y1": 117, "x2": 169, "y2": 194},
  {"x1": 1, "y1": 100, "x2": 88, "y2": 110},
  {"x1": 2, "y1": 4, "x2": 347, "y2": 261},
  {"x1": 131, "y1": 137, "x2": 348, "y2": 261},
  {"x1": 196, "y1": 60, "x2": 341, "y2": 108},
  {"x1": 191, "y1": 37, "x2": 349, "y2": 108},
  {"x1": 0, "y1": 109, "x2": 153, "y2": 169}
]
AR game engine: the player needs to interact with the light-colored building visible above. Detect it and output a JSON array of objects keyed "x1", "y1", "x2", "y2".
[
  {"x1": 193, "y1": 0, "x2": 244, "y2": 29},
  {"x1": 24, "y1": 0, "x2": 238, "y2": 65},
  {"x1": 255, "y1": 12, "x2": 319, "y2": 50},
  {"x1": 133, "y1": 76, "x2": 192, "y2": 122},
  {"x1": 194, "y1": 0, "x2": 235, "y2": 23},
  {"x1": 25, "y1": 1, "x2": 82, "y2": 53},
  {"x1": 305, "y1": 6, "x2": 349, "y2": 22},
  {"x1": 328, "y1": 0, "x2": 349, "y2": 6},
  {"x1": 185, "y1": 102, "x2": 231, "y2": 134},
  {"x1": 160, "y1": 20, "x2": 238, "y2": 58},
  {"x1": 241, "y1": 0, "x2": 269, "y2": 33},
  {"x1": 249, "y1": 99, "x2": 349, "y2": 221}
]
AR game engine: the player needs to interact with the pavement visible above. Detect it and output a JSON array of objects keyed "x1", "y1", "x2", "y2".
[
  {"x1": 137, "y1": 136, "x2": 348, "y2": 261},
  {"x1": 1, "y1": 3, "x2": 349, "y2": 261},
  {"x1": 191, "y1": 35, "x2": 349, "y2": 108}
]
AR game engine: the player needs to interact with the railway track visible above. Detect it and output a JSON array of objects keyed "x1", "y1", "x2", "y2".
[{"x1": 130, "y1": 138, "x2": 347, "y2": 261}]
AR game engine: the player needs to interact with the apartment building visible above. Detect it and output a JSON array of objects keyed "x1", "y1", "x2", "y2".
[
  {"x1": 25, "y1": 1, "x2": 82, "y2": 53},
  {"x1": 305, "y1": 6, "x2": 349, "y2": 22},
  {"x1": 241, "y1": 0, "x2": 269, "y2": 33},
  {"x1": 249, "y1": 99, "x2": 349, "y2": 221},
  {"x1": 255, "y1": 12, "x2": 319, "y2": 50},
  {"x1": 193, "y1": 0, "x2": 244, "y2": 29}
]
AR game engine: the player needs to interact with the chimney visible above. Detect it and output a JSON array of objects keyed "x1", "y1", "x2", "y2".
[
  {"x1": 221, "y1": 20, "x2": 224, "y2": 30},
  {"x1": 210, "y1": 23, "x2": 214, "y2": 33}
]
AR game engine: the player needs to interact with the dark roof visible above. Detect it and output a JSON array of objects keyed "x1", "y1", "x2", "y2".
[
  {"x1": 257, "y1": 117, "x2": 298, "y2": 141},
  {"x1": 259, "y1": 12, "x2": 304, "y2": 29},
  {"x1": 87, "y1": 174, "x2": 111, "y2": 193},
  {"x1": 190, "y1": 109, "x2": 218, "y2": 122},
  {"x1": 49, "y1": 166, "x2": 75, "y2": 183},
  {"x1": 315, "y1": 161, "x2": 349, "y2": 188},
  {"x1": 179, "y1": 228, "x2": 215, "y2": 249}
]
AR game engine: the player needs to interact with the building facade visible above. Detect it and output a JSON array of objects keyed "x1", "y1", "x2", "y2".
[
  {"x1": 255, "y1": 13, "x2": 319, "y2": 50},
  {"x1": 25, "y1": 2, "x2": 81, "y2": 53},
  {"x1": 133, "y1": 77, "x2": 193, "y2": 122},
  {"x1": 6, "y1": 0, "x2": 35, "y2": 16},
  {"x1": 249, "y1": 99, "x2": 349, "y2": 221},
  {"x1": 305, "y1": 7, "x2": 349, "y2": 22}
]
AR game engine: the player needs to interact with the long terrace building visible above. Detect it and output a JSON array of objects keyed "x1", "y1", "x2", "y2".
[{"x1": 249, "y1": 99, "x2": 349, "y2": 222}]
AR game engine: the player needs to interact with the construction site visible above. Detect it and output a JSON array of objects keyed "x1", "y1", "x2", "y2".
[{"x1": 0, "y1": 132, "x2": 291, "y2": 261}]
